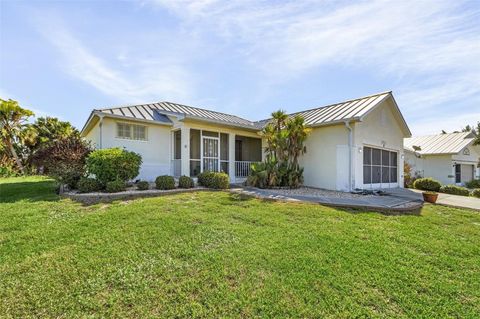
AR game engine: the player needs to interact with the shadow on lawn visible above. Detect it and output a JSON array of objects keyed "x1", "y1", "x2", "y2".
[{"x1": 0, "y1": 180, "x2": 59, "y2": 203}]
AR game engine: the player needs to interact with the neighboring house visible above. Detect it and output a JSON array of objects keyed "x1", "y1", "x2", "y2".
[
  {"x1": 81, "y1": 91, "x2": 411, "y2": 191},
  {"x1": 404, "y1": 132, "x2": 480, "y2": 185}
]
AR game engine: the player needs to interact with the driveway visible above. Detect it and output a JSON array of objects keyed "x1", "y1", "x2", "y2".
[{"x1": 411, "y1": 189, "x2": 480, "y2": 211}]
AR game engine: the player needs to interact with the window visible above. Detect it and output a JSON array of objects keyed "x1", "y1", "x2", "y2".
[
  {"x1": 116, "y1": 122, "x2": 147, "y2": 140},
  {"x1": 455, "y1": 164, "x2": 461, "y2": 183},
  {"x1": 363, "y1": 146, "x2": 398, "y2": 184}
]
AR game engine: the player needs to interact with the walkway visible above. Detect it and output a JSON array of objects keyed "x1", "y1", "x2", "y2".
[{"x1": 231, "y1": 187, "x2": 424, "y2": 213}]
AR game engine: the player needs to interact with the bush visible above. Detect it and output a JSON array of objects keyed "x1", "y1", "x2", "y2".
[
  {"x1": 155, "y1": 175, "x2": 175, "y2": 190},
  {"x1": 105, "y1": 179, "x2": 126, "y2": 193},
  {"x1": 136, "y1": 180, "x2": 150, "y2": 191},
  {"x1": 77, "y1": 177, "x2": 102, "y2": 193},
  {"x1": 33, "y1": 135, "x2": 92, "y2": 188},
  {"x1": 439, "y1": 185, "x2": 470, "y2": 196},
  {"x1": 178, "y1": 175, "x2": 194, "y2": 188},
  {"x1": 472, "y1": 189, "x2": 480, "y2": 198},
  {"x1": 465, "y1": 179, "x2": 480, "y2": 189},
  {"x1": 413, "y1": 178, "x2": 441, "y2": 192},
  {"x1": 198, "y1": 171, "x2": 229, "y2": 189},
  {"x1": 86, "y1": 148, "x2": 142, "y2": 185}
]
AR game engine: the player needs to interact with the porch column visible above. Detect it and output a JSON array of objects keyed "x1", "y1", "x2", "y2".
[
  {"x1": 228, "y1": 133, "x2": 236, "y2": 183},
  {"x1": 181, "y1": 127, "x2": 190, "y2": 176}
]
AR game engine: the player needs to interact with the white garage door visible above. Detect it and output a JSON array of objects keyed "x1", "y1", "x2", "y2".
[{"x1": 363, "y1": 146, "x2": 398, "y2": 189}]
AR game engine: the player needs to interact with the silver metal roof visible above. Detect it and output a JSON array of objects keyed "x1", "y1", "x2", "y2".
[
  {"x1": 404, "y1": 132, "x2": 474, "y2": 155},
  {"x1": 275, "y1": 91, "x2": 392, "y2": 127},
  {"x1": 82, "y1": 91, "x2": 410, "y2": 135},
  {"x1": 96, "y1": 101, "x2": 255, "y2": 128}
]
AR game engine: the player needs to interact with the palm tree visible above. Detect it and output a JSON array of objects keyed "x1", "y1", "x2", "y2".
[
  {"x1": 285, "y1": 115, "x2": 311, "y2": 169},
  {"x1": 0, "y1": 99, "x2": 34, "y2": 174}
]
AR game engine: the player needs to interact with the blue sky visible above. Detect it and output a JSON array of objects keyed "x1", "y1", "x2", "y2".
[{"x1": 1, "y1": 0, "x2": 479, "y2": 134}]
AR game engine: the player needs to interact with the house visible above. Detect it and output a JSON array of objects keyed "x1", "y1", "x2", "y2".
[
  {"x1": 404, "y1": 132, "x2": 480, "y2": 185},
  {"x1": 81, "y1": 91, "x2": 411, "y2": 191}
]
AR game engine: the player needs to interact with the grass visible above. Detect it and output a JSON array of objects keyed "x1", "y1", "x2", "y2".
[{"x1": 1, "y1": 176, "x2": 479, "y2": 318}]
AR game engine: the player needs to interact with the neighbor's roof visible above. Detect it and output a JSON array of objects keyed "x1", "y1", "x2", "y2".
[
  {"x1": 81, "y1": 91, "x2": 410, "y2": 135},
  {"x1": 404, "y1": 132, "x2": 474, "y2": 155}
]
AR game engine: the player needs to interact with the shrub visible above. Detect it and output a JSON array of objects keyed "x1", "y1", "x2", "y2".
[
  {"x1": 136, "y1": 180, "x2": 150, "y2": 191},
  {"x1": 465, "y1": 179, "x2": 480, "y2": 189},
  {"x1": 77, "y1": 177, "x2": 103, "y2": 193},
  {"x1": 439, "y1": 185, "x2": 470, "y2": 196},
  {"x1": 105, "y1": 179, "x2": 126, "y2": 193},
  {"x1": 33, "y1": 135, "x2": 92, "y2": 188},
  {"x1": 413, "y1": 178, "x2": 441, "y2": 192},
  {"x1": 86, "y1": 148, "x2": 142, "y2": 185},
  {"x1": 472, "y1": 189, "x2": 480, "y2": 198},
  {"x1": 178, "y1": 175, "x2": 194, "y2": 188},
  {"x1": 198, "y1": 171, "x2": 229, "y2": 189},
  {"x1": 155, "y1": 175, "x2": 175, "y2": 190}
]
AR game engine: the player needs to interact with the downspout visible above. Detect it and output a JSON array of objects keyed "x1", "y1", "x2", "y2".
[
  {"x1": 344, "y1": 121, "x2": 353, "y2": 191},
  {"x1": 98, "y1": 115, "x2": 104, "y2": 149}
]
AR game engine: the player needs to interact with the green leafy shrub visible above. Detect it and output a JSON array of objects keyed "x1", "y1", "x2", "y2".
[
  {"x1": 439, "y1": 185, "x2": 470, "y2": 196},
  {"x1": 155, "y1": 175, "x2": 175, "y2": 190},
  {"x1": 86, "y1": 148, "x2": 142, "y2": 185},
  {"x1": 465, "y1": 179, "x2": 480, "y2": 189},
  {"x1": 105, "y1": 179, "x2": 126, "y2": 193},
  {"x1": 413, "y1": 178, "x2": 441, "y2": 192},
  {"x1": 77, "y1": 177, "x2": 102, "y2": 193},
  {"x1": 198, "y1": 171, "x2": 229, "y2": 189},
  {"x1": 136, "y1": 180, "x2": 150, "y2": 191},
  {"x1": 178, "y1": 175, "x2": 194, "y2": 188},
  {"x1": 472, "y1": 189, "x2": 480, "y2": 198}
]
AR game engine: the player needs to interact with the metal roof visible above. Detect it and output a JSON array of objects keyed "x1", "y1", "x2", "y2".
[
  {"x1": 96, "y1": 101, "x2": 256, "y2": 129},
  {"x1": 82, "y1": 91, "x2": 410, "y2": 135},
  {"x1": 268, "y1": 91, "x2": 393, "y2": 127},
  {"x1": 404, "y1": 132, "x2": 474, "y2": 155}
]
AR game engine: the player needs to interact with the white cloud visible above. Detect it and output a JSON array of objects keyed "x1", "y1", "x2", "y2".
[
  {"x1": 34, "y1": 14, "x2": 196, "y2": 104},
  {"x1": 146, "y1": 0, "x2": 480, "y2": 132},
  {"x1": 409, "y1": 111, "x2": 480, "y2": 136}
]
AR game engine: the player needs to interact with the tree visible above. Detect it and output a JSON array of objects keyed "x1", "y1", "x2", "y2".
[
  {"x1": 22, "y1": 117, "x2": 79, "y2": 166},
  {"x1": 0, "y1": 99, "x2": 34, "y2": 174},
  {"x1": 472, "y1": 122, "x2": 480, "y2": 146}
]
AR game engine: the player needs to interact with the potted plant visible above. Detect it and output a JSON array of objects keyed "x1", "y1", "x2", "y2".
[{"x1": 422, "y1": 191, "x2": 438, "y2": 203}]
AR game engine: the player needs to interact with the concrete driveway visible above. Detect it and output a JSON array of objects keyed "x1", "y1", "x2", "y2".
[{"x1": 411, "y1": 189, "x2": 480, "y2": 211}]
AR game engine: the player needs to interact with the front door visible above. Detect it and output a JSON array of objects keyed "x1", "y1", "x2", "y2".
[{"x1": 202, "y1": 136, "x2": 219, "y2": 172}]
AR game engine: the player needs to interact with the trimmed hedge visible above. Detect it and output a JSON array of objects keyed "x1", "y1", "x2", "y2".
[
  {"x1": 86, "y1": 148, "x2": 142, "y2": 185},
  {"x1": 155, "y1": 175, "x2": 175, "y2": 190},
  {"x1": 413, "y1": 178, "x2": 441, "y2": 192},
  {"x1": 198, "y1": 171, "x2": 229, "y2": 189},
  {"x1": 105, "y1": 179, "x2": 126, "y2": 193},
  {"x1": 77, "y1": 177, "x2": 103, "y2": 193},
  {"x1": 439, "y1": 185, "x2": 470, "y2": 196},
  {"x1": 472, "y1": 189, "x2": 480, "y2": 198},
  {"x1": 178, "y1": 175, "x2": 194, "y2": 188},
  {"x1": 465, "y1": 179, "x2": 480, "y2": 189},
  {"x1": 136, "y1": 181, "x2": 150, "y2": 191}
]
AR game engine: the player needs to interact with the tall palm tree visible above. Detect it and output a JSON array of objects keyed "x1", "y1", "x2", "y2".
[{"x1": 0, "y1": 99, "x2": 34, "y2": 174}]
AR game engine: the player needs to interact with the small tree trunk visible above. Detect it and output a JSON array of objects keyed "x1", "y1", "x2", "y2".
[{"x1": 8, "y1": 141, "x2": 24, "y2": 174}]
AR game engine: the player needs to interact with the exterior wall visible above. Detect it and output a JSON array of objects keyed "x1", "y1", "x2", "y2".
[
  {"x1": 85, "y1": 117, "x2": 173, "y2": 181},
  {"x1": 300, "y1": 125, "x2": 348, "y2": 190},
  {"x1": 405, "y1": 144, "x2": 480, "y2": 185},
  {"x1": 352, "y1": 99, "x2": 406, "y2": 190}
]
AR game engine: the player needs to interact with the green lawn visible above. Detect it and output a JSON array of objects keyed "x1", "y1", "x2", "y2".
[{"x1": 1, "y1": 177, "x2": 479, "y2": 318}]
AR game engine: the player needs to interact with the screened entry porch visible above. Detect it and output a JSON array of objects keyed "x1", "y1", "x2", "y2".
[{"x1": 171, "y1": 129, "x2": 262, "y2": 182}]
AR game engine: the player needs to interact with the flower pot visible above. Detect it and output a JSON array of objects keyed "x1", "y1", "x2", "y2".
[{"x1": 422, "y1": 192, "x2": 438, "y2": 203}]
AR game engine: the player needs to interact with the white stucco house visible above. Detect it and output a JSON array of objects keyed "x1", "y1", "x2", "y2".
[
  {"x1": 404, "y1": 132, "x2": 480, "y2": 185},
  {"x1": 80, "y1": 91, "x2": 411, "y2": 191}
]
